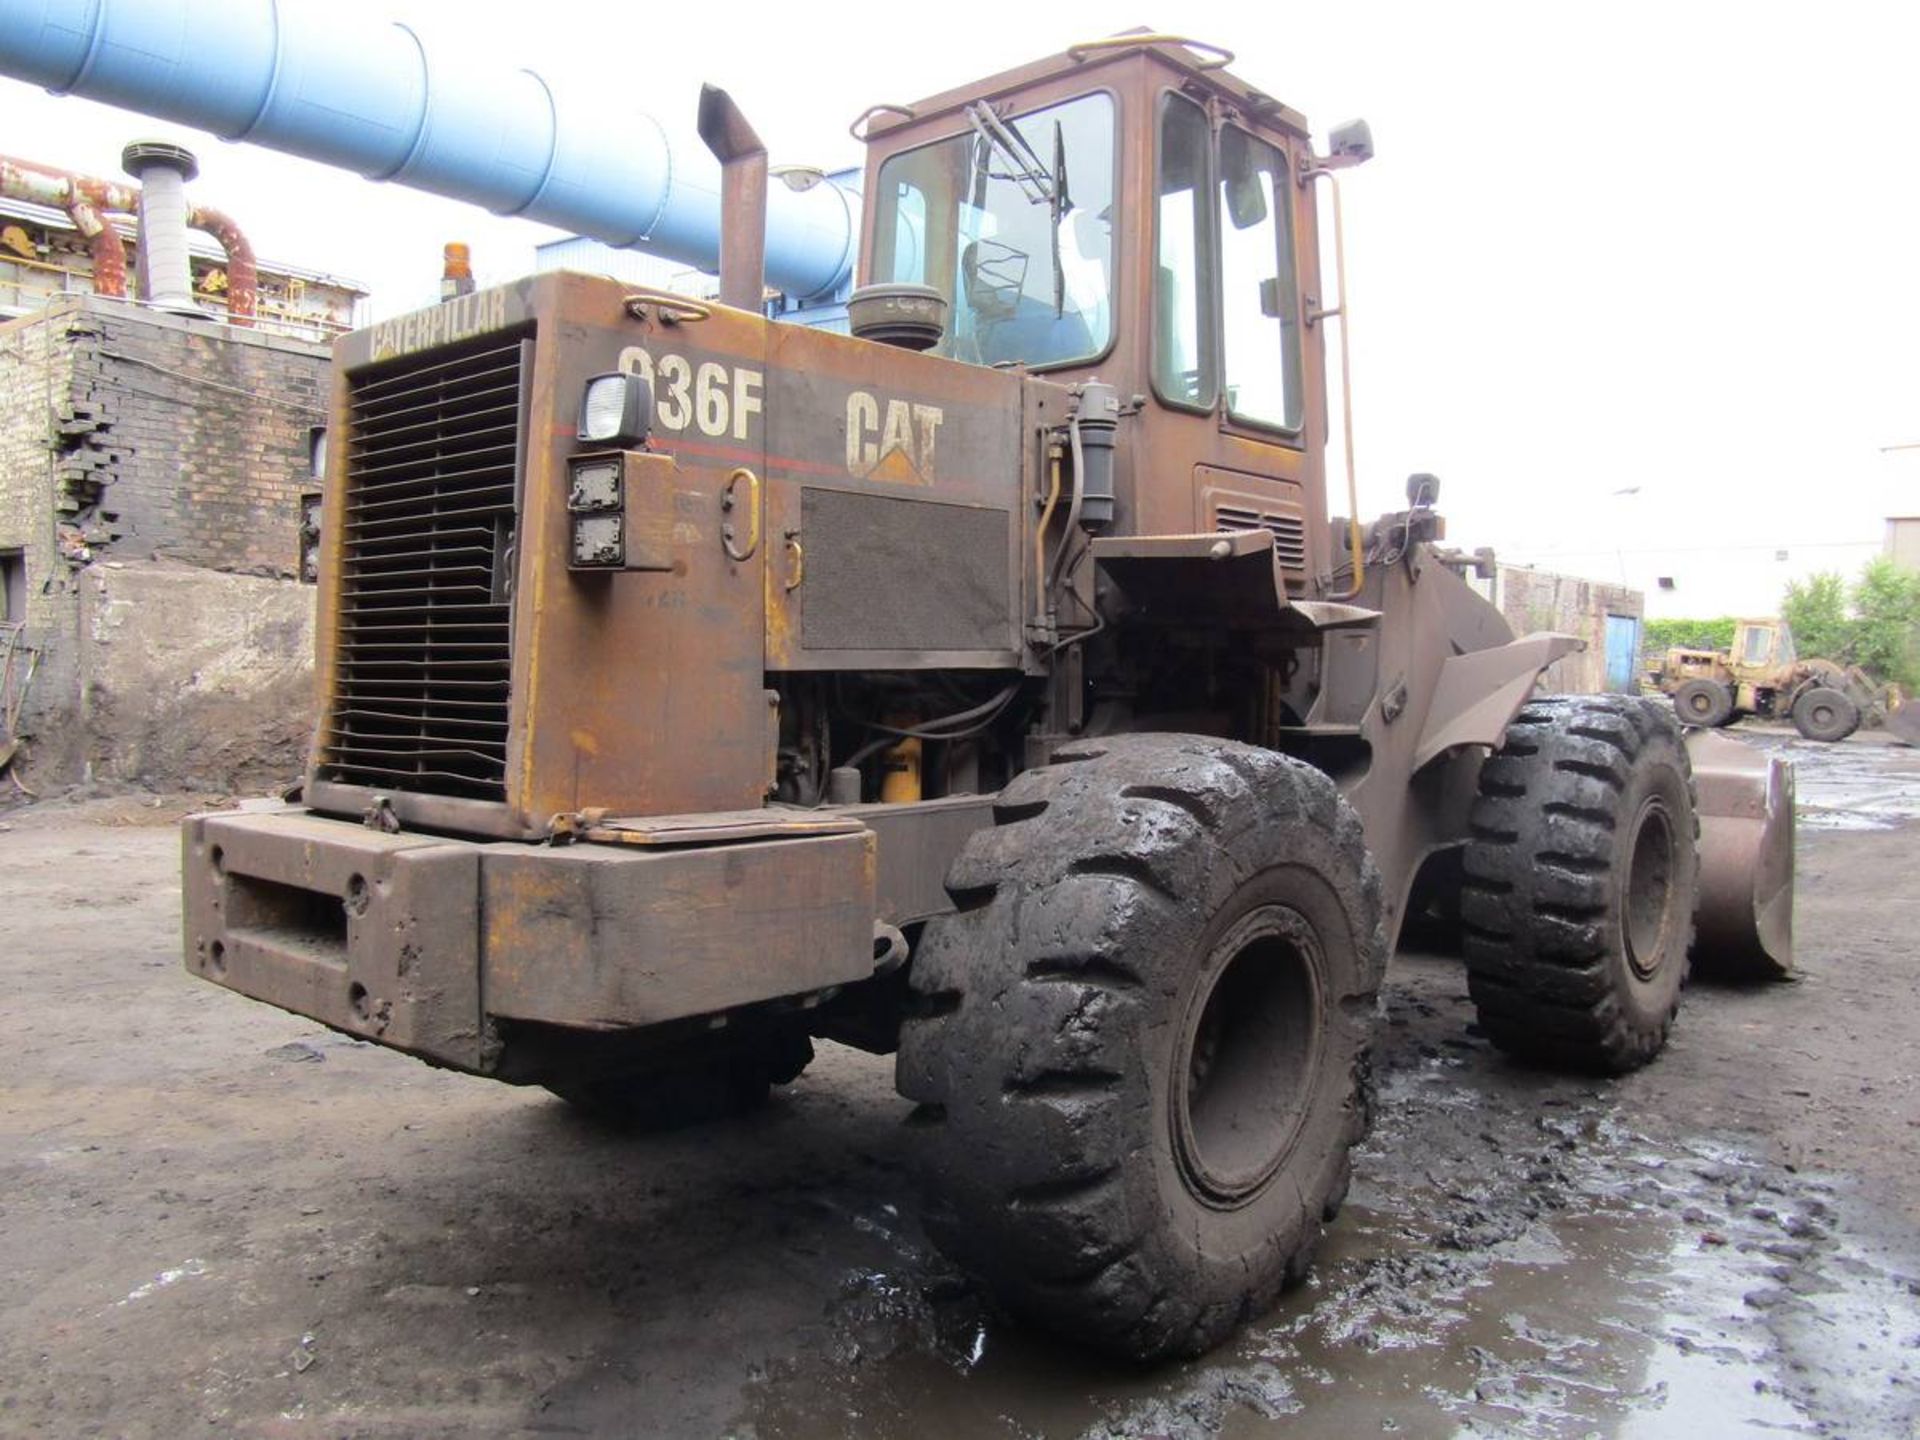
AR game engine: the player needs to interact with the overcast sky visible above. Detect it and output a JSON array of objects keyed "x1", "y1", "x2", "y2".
[{"x1": 1, "y1": 0, "x2": 1914, "y2": 615}]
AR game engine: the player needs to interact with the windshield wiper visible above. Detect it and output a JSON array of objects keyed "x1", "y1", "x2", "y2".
[
  {"x1": 965, "y1": 104, "x2": 1077, "y2": 319},
  {"x1": 965, "y1": 102, "x2": 1054, "y2": 203}
]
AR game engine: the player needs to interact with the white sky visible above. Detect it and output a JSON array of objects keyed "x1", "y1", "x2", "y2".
[{"x1": 2, "y1": 0, "x2": 1915, "y2": 616}]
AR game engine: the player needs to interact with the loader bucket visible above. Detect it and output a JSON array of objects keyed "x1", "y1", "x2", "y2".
[
  {"x1": 1885, "y1": 694, "x2": 1920, "y2": 747},
  {"x1": 1686, "y1": 730, "x2": 1795, "y2": 981}
]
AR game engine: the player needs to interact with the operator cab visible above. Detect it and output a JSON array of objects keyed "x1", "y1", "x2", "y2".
[{"x1": 855, "y1": 34, "x2": 1366, "y2": 586}]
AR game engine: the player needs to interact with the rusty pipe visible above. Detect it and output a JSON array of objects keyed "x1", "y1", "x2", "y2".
[
  {"x1": 0, "y1": 153, "x2": 256, "y2": 322},
  {"x1": 0, "y1": 155, "x2": 126, "y2": 296},
  {"x1": 185, "y1": 202, "x2": 256, "y2": 326},
  {"x1": 64, "y1": 191, "x2": 126, "y2": 298}
]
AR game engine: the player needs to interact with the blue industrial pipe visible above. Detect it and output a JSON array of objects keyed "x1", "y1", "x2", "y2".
[{"x1": 0, "y1": 0, "x2": 860, "y2": 299}]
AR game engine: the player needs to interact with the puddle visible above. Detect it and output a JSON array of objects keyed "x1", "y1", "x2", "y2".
[
  {"x1": 1740, "y1": 731, "x2": 1920, "y2": 831},
  {"x1": 733, "y1": 1050, "x2": 1919, "y2": 1440}
]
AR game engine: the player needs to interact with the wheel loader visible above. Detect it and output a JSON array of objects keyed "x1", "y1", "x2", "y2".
[
  {"x1": 1651, "y1": 616, "x2": 1911, "y2": 742},
  {"x1": 0, "y1": 11, "x2": 1797, "y2": 1361}
]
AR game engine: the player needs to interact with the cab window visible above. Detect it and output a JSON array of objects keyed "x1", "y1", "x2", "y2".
[
  {"x1": 870, "y1": 92, "x2": 1116, "y2": 369},
  {"x1": 1152, "y1": 92, "x2": 1217, "y2": 408},
  {"x1": 1218, "y1": 125, "x2": 1303, "y2": 431}
]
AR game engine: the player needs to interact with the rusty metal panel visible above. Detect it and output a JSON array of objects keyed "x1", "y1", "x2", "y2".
[
  {"x1": 513, "y1": 278, "x2": 773, "y2": 824},
  {"x1": 482, "y1": 830, "x2": 877, "y2": 1027},
  {"x1": 181, "y1": 809, "x2": 487, "y2": 1069},
  {"x1": 1092, "y1": 529, "x2": 1293, "y2": 626}
]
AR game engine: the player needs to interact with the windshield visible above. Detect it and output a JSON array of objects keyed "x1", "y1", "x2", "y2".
[{"x1": 871, "y1": 92, "x2": 1115, "y2": 368}]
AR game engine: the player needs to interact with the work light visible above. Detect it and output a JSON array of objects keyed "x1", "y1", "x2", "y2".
[{"x1": 577, "y1": 372, "x2": 651, "y2": 445}]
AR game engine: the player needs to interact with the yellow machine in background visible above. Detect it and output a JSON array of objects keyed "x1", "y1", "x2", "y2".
[{"x1": 1651, "y1": 617, "x2": 1911, "y2": 743}]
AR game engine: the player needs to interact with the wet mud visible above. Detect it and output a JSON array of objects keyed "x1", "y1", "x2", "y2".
[
  {"x1": 2, "y1": 748, "x2": 1918, "y2": 1438},
  {"x1": 737, "y1": 964, "x2": 1919, "y2": 1440}
]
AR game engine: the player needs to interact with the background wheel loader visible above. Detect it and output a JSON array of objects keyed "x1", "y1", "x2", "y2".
[
  {"x1": 1652, "y1": 616, "x2": 1917, "y2": 743},
  {"x1": 0, "y1": 9, "x2": 1798, "y2": 1362}
]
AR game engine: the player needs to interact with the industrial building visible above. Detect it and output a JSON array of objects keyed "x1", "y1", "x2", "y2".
[{"x1": 0, "y1": 144, "x2": 365, "y2": 792}]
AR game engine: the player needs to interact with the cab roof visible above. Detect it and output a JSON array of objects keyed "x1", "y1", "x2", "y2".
[{"x1": 866, "y1": 31, "x2": 1313, "y2": 144}]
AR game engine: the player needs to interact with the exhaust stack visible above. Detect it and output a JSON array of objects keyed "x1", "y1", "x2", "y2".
[
  {"x1": 697, "y1": 86, "x2": 768, "y2": 313},
  {"x1": 122, "y1": 140, "x2": 200, "y2": 315}
]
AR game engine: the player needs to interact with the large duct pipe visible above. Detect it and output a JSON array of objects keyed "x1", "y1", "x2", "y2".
[
  {"x1": 0, "y1": 0, "x2": 861, "y2": 300},
  {"x1": 122, "y1": 139, "x2": 199, "y2": 314},
  {"x1": 0, "y1": 152, "x2": 259, "y2": 323}
]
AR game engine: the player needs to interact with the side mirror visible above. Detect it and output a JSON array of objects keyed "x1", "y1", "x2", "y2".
[
  {"x1": 1406, "y1": 472, "x2": 1440, "y2": 509},
  {"x1": 1225, "y1": 168, "x2": 1268, "y2": 230}
]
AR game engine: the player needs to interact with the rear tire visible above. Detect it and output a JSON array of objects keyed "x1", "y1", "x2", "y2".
[
  {"x1": 1791, "y1": 686, "x2": 1859, "y2": 742},
  {"x1": 897, "y1": 734, "x2": 1385, "y2": 1361},
  {"x1": 1462, "y1": 696, "x2": 1698, "y2": 1073},
  {"x1": 1673, "y1": 678, "x2": 1734, "y2": 728}
]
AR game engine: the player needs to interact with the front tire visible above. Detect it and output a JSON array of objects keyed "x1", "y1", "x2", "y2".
[
  {"x1": 1791, "y1": 686, "x2": 1859, "y2": 742},
  {"x1": 1462, "y1": 695, "x2": 1698, "y2": 1073},
  {"x1": 896, "y1": 734, "x2": 1385, "y2": 1360}
]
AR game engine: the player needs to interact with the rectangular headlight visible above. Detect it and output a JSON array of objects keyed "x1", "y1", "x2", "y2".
[{"x1": 577, "y1": 372, "x2": 651, "y2": 445}]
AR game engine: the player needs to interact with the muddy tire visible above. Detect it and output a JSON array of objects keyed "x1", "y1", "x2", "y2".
[
  {"x1": 1673, "y1": 678, "x2": 1733, "y2": 729},
  {"x1": 896, "y1": 734, "x2": 1386, "y2": 1360},
  {"x1": 1791, "y1": 686, "x2": 1859, "y2": 743},
  {"x1": 1462, "y1": 695, "x2": 1698, "y2": 1073},
  {"x1": 547, "y1": 1032, "x2": 813, "y2": 1131}
]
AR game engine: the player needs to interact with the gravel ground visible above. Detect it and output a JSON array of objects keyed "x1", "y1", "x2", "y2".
[{"x1": 1, "y1": 727, "x2": 1916, "y2": 1438}]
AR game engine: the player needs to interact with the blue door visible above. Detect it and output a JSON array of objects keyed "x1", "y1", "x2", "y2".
[{"x1": 1604, "y1": 614, "x2": 1641, "y2": 693}]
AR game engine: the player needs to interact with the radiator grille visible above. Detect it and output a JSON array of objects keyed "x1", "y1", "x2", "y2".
[
  {"x1": 1215, "y1": 503, "x2": 1309, "y2": 573},
  {"x1": 319, "y1": 331, "x2": 529, "y2": 802}
]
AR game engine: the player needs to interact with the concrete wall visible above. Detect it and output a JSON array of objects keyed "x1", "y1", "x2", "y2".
[
  {"x1": 0, "y1": 295, "x2": 326, "y2": 791},
  {"x1": 79, "y1": 561, "x2": 313, "y2": 790},
  {"x1": 1496, "y1": 565, "x2": 1645, "y2": 695}
]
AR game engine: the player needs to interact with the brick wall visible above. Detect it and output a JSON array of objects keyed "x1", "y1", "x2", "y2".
[
  {"x1": 0, "y1": 307, "x2": 81, "y2": 775},
  {"x1": 0, "y1": 295, "x2": 329, "y2": 789},
  {"x1": 48, "y1": 297, "x2": 328, "y2": 574}
]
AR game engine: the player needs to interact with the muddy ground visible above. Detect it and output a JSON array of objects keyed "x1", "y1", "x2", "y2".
[{"x1": 1, "y1": 726, "x2": 1917, "y2": 1438}]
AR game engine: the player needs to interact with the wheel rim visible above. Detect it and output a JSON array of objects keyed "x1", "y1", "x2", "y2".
[
  {"x1": 1622, "y1": 798, "x2": 1678, "y2": 981},
  {"x1": 1683, "y1": 690, "x2": 1712, "y2": 720},
  {"x1": 1171, "y1": 904, "x2": 1324, "y2": 1207},
  {"x1": 1810, "y1": 702, "x2": 1835, "y2": 729}
]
